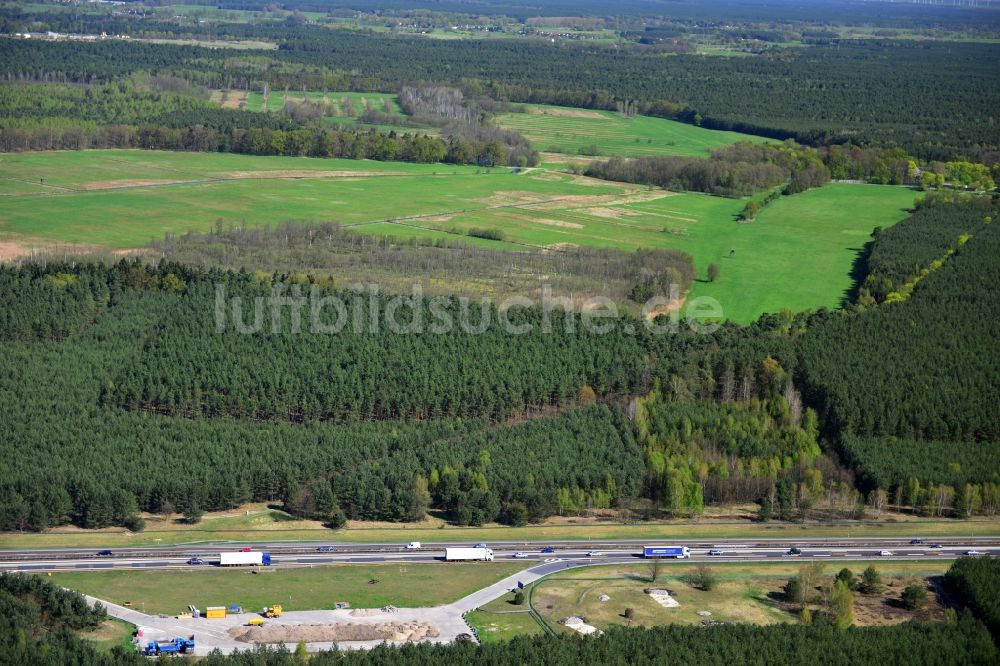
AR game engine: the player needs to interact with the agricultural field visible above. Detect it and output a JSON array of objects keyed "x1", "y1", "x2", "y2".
[
  {"x1": 496, "y1": 104, "x2": 769, "y2": 158},
  {"x1": 529, "y1": 561, "x2": 951, "y2": 636},
  {"x1": 0, "y1": 151, "x2": 913, "y2": 322},
  {"x1": 50, "y1": 562, "x2": 525, "y2": 616}
]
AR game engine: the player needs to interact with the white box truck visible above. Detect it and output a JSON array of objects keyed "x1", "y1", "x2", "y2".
[
  {"x1": 445, "y1": 547, "x2": 493, "y2": 562},
  {"x1": 219, "y1": 551, "x2": 271, "y2": 566}
]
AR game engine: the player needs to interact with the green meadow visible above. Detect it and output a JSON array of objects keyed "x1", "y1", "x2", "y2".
[
  {"x1": 497, "y1": 104, "x2": 770, "y2": 158},
  {"x1": 0, "y1": 150, "x2": 915, "y2": 322}
]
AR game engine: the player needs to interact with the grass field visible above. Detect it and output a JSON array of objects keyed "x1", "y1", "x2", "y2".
[
  {"x1": 0, "y1": 151, "x2": 914, "y2": 322},
  {"x1": 81, "y1": 618, "x2": 136, "y2": 653},
  {"x1": 49, "y1": 562, "x2": 525, "y2": 615},
  {"x1": 530, "y1": 560, "x2": 950, "y2": 634},
  {"x1": 497, "y1": 104, "x2": 769, "y2": 158},
  {"x1": 3, "y1": 504, "x2": 997, "y2": 550},
  {"x1": 466, "y1": 607, "x2": 545, "y2": 643}
]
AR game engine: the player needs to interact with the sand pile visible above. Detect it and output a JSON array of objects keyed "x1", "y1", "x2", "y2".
[
  {"x1": 561, "y1": 617, "x2": 602, "y2": 636},
  {"x1": 229, "y1": 621, "x2": 440, "y2": 644},
  {"x1": 646, "y1": 589, "x2": 680, "y2": 608}
]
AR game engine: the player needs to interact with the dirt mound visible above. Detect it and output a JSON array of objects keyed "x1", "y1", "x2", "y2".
[{"x1": 229, "y1": 621, "x2": 440, "y2": 644}]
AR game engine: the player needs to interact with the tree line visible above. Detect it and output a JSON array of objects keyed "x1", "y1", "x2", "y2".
[
  {"x1": 798, "y1": 197, "x2": 1000, "y2": 443},
  {"x1": 0, "y1": 82, "x2": 538, "y2": 167},
  {"x1": 946, "y1": 556, "x2": 1000, "y2": 642},
  {"x1": 857, "y1": 195, "x2": 995, "y2": 304},
  {"x1": 5, "y1": 30, "x2": 998, "y2": 160},
  {"x1": 584, "y1": 141, "x2": 830, "y2": 197}
]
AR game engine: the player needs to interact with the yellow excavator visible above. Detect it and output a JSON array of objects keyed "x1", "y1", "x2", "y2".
[{"x1": 262, "y1": 605, "x2": 282, "y2": 618}]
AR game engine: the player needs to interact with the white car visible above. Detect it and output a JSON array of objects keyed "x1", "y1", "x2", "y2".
[
  {"x1": 966, "y1": 550, "x2": 985, "y2": 556},
  {"x1": 587, "y1": 551, "x2": 601, "y2": 557},
  {"x1": 405, "y1": 542, "x2": 422, "y2": 550},
  {"x1": 512, "y1": 551, "x2": 529, "y2": 559},
  {"x1": 879, "y1": 550, "x2": 893, "y2": 556},
  {"x1": 708, "y1": 549, "x2": 724, "y2": 556}
]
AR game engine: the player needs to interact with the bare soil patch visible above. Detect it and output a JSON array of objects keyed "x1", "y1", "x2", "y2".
[
  {"x1": 586, "y1": 207, "x2": 642, "y2": 219},
  {"x1": 546, "y1": 242, "x2": 581, "y2": 251},
  {"x1": 229, "y1": 621, "x2": 440, "y2": 644},
  {"x1": 81, "y1": 179, "x2": 183, "y2": 190},
  {"x1": 476, "y1": 190, "x2": 552, "y2": 207},
  {"x1": 218, "y1": 90, "x2": 249, "y2": 109},
  {"x1": 0, "y1": 241, "x2": 35, "y2": 261},
  {"x1": 225, "y1": 170, "x2": 397, "y2": 180},
  {"x1": 0, "y1": 239, "x2": 126, "y2": 261},
  {"x1": 535, "y1": 218, "x2": 584, "y2": 229},
  {"x1": 530, "y1": 107, "x2": 606, "y2": 120},
  {"x1": 534, "y1": 194, "x2": 621, "y2": 209}
]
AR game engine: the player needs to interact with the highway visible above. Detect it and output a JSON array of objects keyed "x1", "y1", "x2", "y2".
[{"x1": 2, "y1": 537, "x2": 997, "y2": 572}]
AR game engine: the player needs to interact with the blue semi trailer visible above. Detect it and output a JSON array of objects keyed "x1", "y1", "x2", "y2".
[{"x1": 643, "y1": 546, "x2": 690, "y2": 558}]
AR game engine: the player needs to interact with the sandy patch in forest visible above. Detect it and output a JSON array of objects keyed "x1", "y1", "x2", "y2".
[
  {"x1": 0, "y1": 240, "x2": 133, "y2": 261},
  {"x1": 215, "y1": 90, "x2": 249, "y2": 109},
  {"x1": 229, "y1": 621, "x2": 440, "y2": 644},
  {"x1": 530, "y1": 107, "x2": 606, "y2": 119},
  {"x1": 0, "y1": 241, "x2": 36, "y2": 261}
]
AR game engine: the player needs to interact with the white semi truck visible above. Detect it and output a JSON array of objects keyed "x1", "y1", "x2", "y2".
[
  {"x1": 445, "y1": 547, "x2": 494, "y2": 562},
  {"x1": 219, "y1": 551, "x2": 272, "y2": 566}
]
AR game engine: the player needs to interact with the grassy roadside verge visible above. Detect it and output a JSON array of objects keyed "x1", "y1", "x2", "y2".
[
  {"x1": 50, "y1": 562, "x2": 526, "y2": 616},
  {"x1": 4, "y1": 511, "x2": 999, "y2": 550}
]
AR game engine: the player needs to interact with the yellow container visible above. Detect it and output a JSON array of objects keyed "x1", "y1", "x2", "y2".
[{"x1": 205, "y1": 606, "x2": 227, "y2": 619}]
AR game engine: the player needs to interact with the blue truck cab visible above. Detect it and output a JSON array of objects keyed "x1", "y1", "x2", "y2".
[{"x1": 143, "y1": 636, "x2": 195, "y2": 656}]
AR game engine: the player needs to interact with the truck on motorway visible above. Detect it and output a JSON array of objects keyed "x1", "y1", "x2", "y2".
[
  {"x1": 445, "y1": 547, "x2": 494, "y2": 562},
  {"x1": 219, "y1": 551, "x2": 272, "y2": 566},
  {"x1": 643, "y1": 546, "x2": 690, "y2": 559}
]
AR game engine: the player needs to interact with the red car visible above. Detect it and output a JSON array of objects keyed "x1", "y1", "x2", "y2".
[{"x1": 239, "y1": 547, "x2": 252, "y2": 552}]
